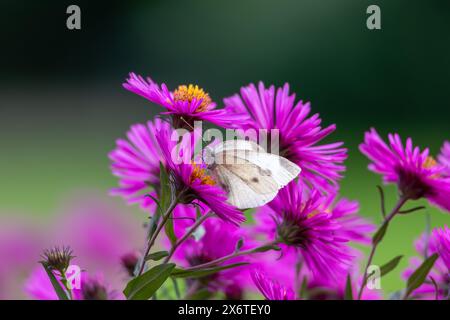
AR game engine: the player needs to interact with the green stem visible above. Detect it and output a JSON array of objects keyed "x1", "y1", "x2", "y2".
[
  {"x1": 137, "y1": 193, "x2": 182, "y2": 276},
  {"x1": 59, "y1": 270, "x2": 73, "y2": 300},
  {"x1": 163, "y1": 211, "x2": 215, "y2": 264},
  {"x1": 357, "y1": 195, "x2": 408, "y2": 300},
  {"x1": 182, "y1": 241, "x2": 279, "y2": 272}
]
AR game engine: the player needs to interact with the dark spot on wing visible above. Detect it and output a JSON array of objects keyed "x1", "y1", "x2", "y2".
[
  {"x1": 251, "y1": 177, "x2": 259, "y2": 183},
  {"x1": 258, "y1": 167, "x2": 272, "y2": 176}
]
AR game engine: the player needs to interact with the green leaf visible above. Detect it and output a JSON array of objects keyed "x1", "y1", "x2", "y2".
[
  {"x1": 344, "y1": 274, "x2": 353, "y2": 300},
  {"x1": 379, "y1": 255, "x2": 403, "y2": 277},
  {"x1": 376, "y1": 185, "x2": 386, "y2": 218},
  {"x1": 171, "y1": 262, "x2": 249, "y2": 279},
  {"x1": 405, "y1": 253, "x2": 439, "y2": 299},
  {"x1": 123, "y1": 263, "x2": 175, "y2": 300},
  {"x1": 145, "y1": 251, "x2": 169, "y2": 261},
  {"x1": 372, "y1": 222, "x2": 389, "y2": 245},
  {"x1": 40, "y1": 263, "x2": 69, "y2": 300},
  {"x1": 251, "y1": 244, "x2": 281, "y2": 253},
  {"x1": 159, "y1": 162, "x2": 170, "y2": 207},
  {"x1": 159, "y1": 163, "x2": 177, "y2": 246}
]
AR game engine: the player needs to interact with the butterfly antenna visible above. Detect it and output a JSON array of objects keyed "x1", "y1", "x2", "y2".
[{"x1": 179, "y1": 116, "x2": 195, "y2": 131}]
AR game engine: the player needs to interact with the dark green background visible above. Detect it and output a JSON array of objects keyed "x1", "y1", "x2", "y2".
[{"x1": 0, "y1": 0, "x2": 449, "y2": 294}]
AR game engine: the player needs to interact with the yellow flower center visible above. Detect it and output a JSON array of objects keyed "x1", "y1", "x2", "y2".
[
  {"x1": 190, "y1": 164, "x2": 216, "y2": 186},
  {"x1": 307, "y1": 210, "x2": 320, "y2": 219},
  {"x1": 422, "y1": 156, "x2": 437, "y2": 169},
  {"x1": 173, "y1": 84, "x2": 212, "y2": 113}
]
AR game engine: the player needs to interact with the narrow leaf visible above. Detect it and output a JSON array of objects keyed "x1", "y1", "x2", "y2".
[
  {"x1": 398, "y1": 206, "x2": 426, "y2": 215},
  {"x1": 405, "y1": 253, "x2": 439, "y2": 299},
  {"x1": 372, "y1": 222, "x2": 389, "y2": 245},
  {"x1": 376, "y1": 185, "x2": 386, "y2": 218},
  {"x1": 40, "y1": 263, "x2": 69, "y2": 300},
  {"x1": 159, "y1": 163, "x2": 177, "y2": 246},
  {"x1": 123, "y1": 263, "x2": 175, "y2": 300},
  {"x1": 171, "y1": 262, "x2": 249, "y2": 279},
  {"x1": 145, "y1": 251, "x2": 169, "y2": 261},
  {"x1": 344, "y1": 274, "x2": 353, "y2": 300},
  {"x1": 251, "y1": 244, "x2": 281, "y2": 253},
  {"x1": 379, "y1": 255, "x2": 403, "y2": 277}
]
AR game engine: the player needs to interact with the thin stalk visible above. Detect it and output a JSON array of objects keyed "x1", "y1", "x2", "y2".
[
  {"x1": 137, "y1": 192, "x2": 183, "y2": 276},
  {"x1": 59, "y1": 270, "x2": 73, "y2": 300},
  {"x1": 163, "y1": 212, "x2": 215, "y2": 264},
  {"x1": 357, "y1": 195, "x2": 409, "y2": 300},
  {"x1": 182, "y1": 241, "x2": 278, "y2": 272},
  {"x1": 172, "y1": 277, "x2": 181, "y2": 299}
]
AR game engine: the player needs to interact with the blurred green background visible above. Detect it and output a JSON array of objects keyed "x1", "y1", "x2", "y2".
[{"x1": 0, "y1": 0, "x2": 449, "y2": 295}]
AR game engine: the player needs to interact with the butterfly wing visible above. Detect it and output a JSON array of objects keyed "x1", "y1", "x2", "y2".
[
  {"x1": 213, "y1": 165, "x2": 278, "y2": 209},
  {"x1": 208, "y1": 140, "x2": 301, "y2": 209},
  {"x1": 234, "y1": 150, "x2": 301, "y2": 187},
  {"x1": 211, "y1": 139, "x2": 265, "y2": 154}
]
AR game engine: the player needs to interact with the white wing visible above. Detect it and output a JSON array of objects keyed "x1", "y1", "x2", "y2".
[
  {"x1": 211, "y1": 139, "x2": 265, "y2": 154},
  {"x1": 207, "y1": 139, "x2": 301, "y2": 209},
  {"x1": 214, "y1": 165, "x2": 278, "y2": 209},
  {"x1": 234, "y1": 150, "x2": 301, "y2": 188}
]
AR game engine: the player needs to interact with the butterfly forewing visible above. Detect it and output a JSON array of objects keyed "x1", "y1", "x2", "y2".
[
  {"x1": 213, "y1": 165, "x2": 278, "y2": 209},
  {"x1": 207, "y1": 139, "x2": 301, "y2": 209}
]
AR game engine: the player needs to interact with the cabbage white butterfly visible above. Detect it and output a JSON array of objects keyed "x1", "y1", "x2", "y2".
[{"x1": 204, "y1": 140, "x2": 301, "y2": 209}]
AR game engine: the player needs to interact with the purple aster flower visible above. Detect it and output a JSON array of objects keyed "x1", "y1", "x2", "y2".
[
  {"x1": 249, "y1": 246, "x2": 381, "y2": 300},
  {"x1": 123, "y1": 72, "x2": 248, "y2": 129},
  {"x1": 251, "y1": 270, "x2": 296, "y2": 300},
  {"x1": 403, "y1": 226, "x2": 450, "y2": 300},
  {"x1": 254, "y1": 188, "x2": 374, "y2": 246},
  {"x1": 223, "y1": 82, "x2": 347, "y2": 192},
  {"x1": 109, "y1": 118, "x2": 169, "y2": 210},
  {"x1": 438, "y1": 141, "x2": 450, "y2": 176},
  {"x1": 253, "y1": 181, "x2": 352, "y2": 281},
  {"x1": 325, "y1": 194, "x2": 375, "y2": 245},
  {"x1": 360, "y1": 129, "x2": 450, "y2": 212},
  {"x1": 155, "y1": 125, "x2": 245, "y2": 225},
  {"x1": 168, "y1": 217, "x2": 252, "y2": 299},
  {"x1": 435, "y1": 226, "x2": 450, "y2": 271}
]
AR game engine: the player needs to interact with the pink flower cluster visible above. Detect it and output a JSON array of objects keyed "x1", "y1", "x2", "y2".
[
  {"x1": 107, "y1": 73, "x2": 449, "y2": 300},
  {"x1": 3, "y1": 73, "x2": 448, "y2": 300}
]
